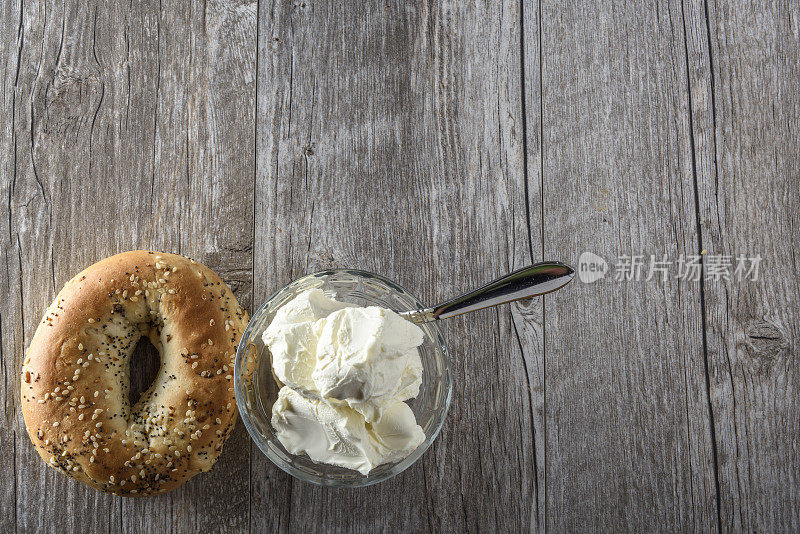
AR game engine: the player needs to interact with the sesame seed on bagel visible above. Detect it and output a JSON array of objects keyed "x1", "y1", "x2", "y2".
[{"x1": 20, "y1": 251, "x2": 248, "y2": 496}]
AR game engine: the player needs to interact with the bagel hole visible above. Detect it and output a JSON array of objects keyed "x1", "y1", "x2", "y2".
[{"x1": 129, "y1": 337, "x2": 161, "y2": 407}]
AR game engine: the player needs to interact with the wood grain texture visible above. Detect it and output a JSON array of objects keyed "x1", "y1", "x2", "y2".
[
  {"x1": 534, "y1": 0, "x2": 718, "y2": 530},
  {"x1": 683, "y1": 0, "x2": 800, "y2": 530},
  {"x1": 0, "y1": 1, "x2": 23, "y2": 531},
  {"x1": 254, "y1": 0, "x2": 540, "y2": 531},
  {"x1": 1, "y1": 0, "x2": 798, "y2": 532},
  {"x1": 3, "y1": 0, "x2": 255, "y2": 532}
]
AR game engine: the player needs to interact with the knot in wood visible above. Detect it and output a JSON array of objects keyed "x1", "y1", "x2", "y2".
[{"x1": 743, "y1": 319, "x2": 789, "y2": 372}]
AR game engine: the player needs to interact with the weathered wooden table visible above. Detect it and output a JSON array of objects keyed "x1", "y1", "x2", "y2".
[{"x1": 2, "y1": 1, "x2": 798, "y2": 532}]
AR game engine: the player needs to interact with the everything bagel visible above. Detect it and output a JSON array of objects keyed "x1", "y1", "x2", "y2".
[{"x1": 20, "y1": 251, "x2": 248, "y2": 496}]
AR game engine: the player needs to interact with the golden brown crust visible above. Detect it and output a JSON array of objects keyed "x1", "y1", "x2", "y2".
[{"x1": 20, "y1": 251, "x2": 248, "y2": 496}]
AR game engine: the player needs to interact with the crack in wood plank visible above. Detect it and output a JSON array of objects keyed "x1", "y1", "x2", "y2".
[{"x1": 679, "y1": 2, "x2": 724, "y2": 532}]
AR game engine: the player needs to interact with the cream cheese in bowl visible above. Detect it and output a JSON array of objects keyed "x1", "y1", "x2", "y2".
[
  {"x1": 263, "y1": 289, "x2": 426, "y2": 474},
  {"x1": 234, "y1": 269, "x2": 452, "y2": 487}
]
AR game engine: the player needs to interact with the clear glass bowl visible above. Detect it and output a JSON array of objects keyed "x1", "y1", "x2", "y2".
[{"x1": 234, "y1": 269, "x2": 453, "y2": 487}]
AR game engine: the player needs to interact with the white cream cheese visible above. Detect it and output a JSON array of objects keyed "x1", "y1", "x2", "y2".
[
  {"x1": 312, "y1": 306, "x2": 424, "y2": 422},
  {"x1": 263, "y1": 289, "x2": 426, "y2": 474},
  {"x1": 271, "y1": 387, "x2": 424, "y2": 475},
  {"x1": 263, "y1": 289, "x2": 353, "y2": 392}
]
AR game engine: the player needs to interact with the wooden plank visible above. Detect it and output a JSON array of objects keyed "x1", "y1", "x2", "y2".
[
  {"x1": 519, "y1": 0, "x2": 547, "y2": 527},
  {"x1": 0, "y1": 0, "x2": 24, "y2": 531},
  {"x1": 5, "y1": 0, "x2": 255, "y2": 532},
  {"x1": 683, "y1": 0, "x2": 800, "y2": 530},
  {"x1": 254, "y1": 0, "x2": 540, "y2": 531},
  {"x1": 251, "y1": 1, "x2": 294, "y2": 529},
  {"x1": 170, "y1": 0, "x2": 257, "y2": 532},
  {"x1": 534, "y1": 1, "x2": 719, "y2": 530},
  {"x1": 115, "y1": 0, "x2": 183, "y2": 526},
  {"x1": 8, "y1": 1, "x2": 126, "y2": 531}
]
